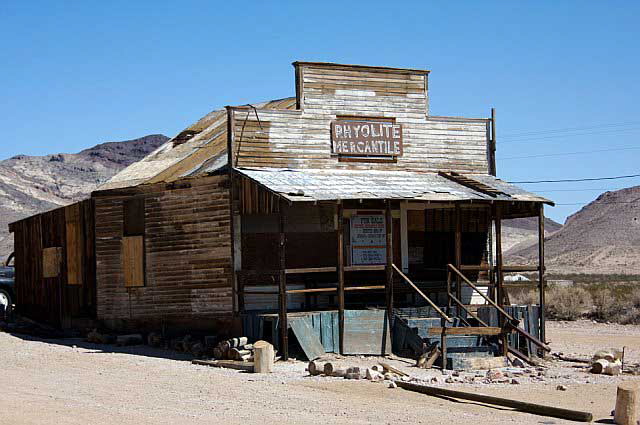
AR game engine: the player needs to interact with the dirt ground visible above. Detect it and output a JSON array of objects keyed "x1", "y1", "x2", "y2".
[{"x1": 1, "y1": 320, "x2": 639, "y2": 424}]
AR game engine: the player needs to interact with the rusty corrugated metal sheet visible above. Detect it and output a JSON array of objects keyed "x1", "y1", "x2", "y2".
[{"x1": 235, "y1": 167, "x2": 553, "y2": 204}]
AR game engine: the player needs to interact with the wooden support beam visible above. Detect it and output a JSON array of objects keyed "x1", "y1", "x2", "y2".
[
  {"x1": 286, "y1": 288, "x2": 336, "y2": 294},
  {"x1": 337, "y1": 202, "x2": 345, "y2": 355},
  {"x1": 396, "y1": 382, "x2": 593, "y2": 422},
  {"x1": 494, "y1": 204, "x2": 504, "y2": 308},
  {"x1": 454, "y1": 203, "x2": 462, "y2": 303},
  {"x1": 385, "y1": 201, "x2": 394, "y2": 349},
  {"x1": 278, "y1": 203, "x2": 288, "y2": 360},
  {"x1": 343, "y1": 264, "x2": 386, "y2": 272},
  {"x1": 285, "y1": 267, "x2": 337, "y2": 274},
  {"x1": 344, "y1": 285, "x2": 385, "y2": 291},
  {"x1": 538, "y1": 203, "x2": 546, "y2": 344}
]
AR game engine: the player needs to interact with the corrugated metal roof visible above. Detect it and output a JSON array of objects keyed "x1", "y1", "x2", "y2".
[
  {"x1": 236, "y1": 167, "x2": 553, "y2": 205},
  {"x1": 100, "y1": 97, "x2": 296, "y2": 190}
]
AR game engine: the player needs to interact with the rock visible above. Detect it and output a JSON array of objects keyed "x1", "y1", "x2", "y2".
[
  {"x1": 511, "y1": 357, "x2": 526, "y2": 368},
  {"x1": 430, "y1": 376, "x2": 440, "y2": 384},
  {"x1": 511, "y1": 379, "x2": 520, "y2": 385},
  {"x1": 388, "y1": 381, "x2": 397, "y2": 389},
  {"x1": 487, "y1": 369, "x2": 504, "y2": 381},
  {"x1": 452, "y1": 371, "x2": 460, "y2": 377},
  {"x1": 365, "y1": 368, "x2": 382, "y2": 381},
  {"x1": 556, "y1": 385, "x2": 568, "y2": 391},
  {"x1": 445, "y1": 377, "x2": 455, "y2": 384}
]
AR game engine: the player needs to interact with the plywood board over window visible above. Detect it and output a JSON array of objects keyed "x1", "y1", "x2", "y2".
[
  {"x1": 65, "y1": 203, "x2": 83, "y2": 285},
  {"x1": 43, "y1": 247, "x2": 62, "y2": 278},
  {"x1": 122, "y1": 236, "x2": 144, "y2": 287}
]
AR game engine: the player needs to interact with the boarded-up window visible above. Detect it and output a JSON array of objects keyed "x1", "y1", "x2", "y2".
[
  {"x1": 43, "y1": 247, "x2": 62, "y2": 278},
  {"x1": 123, "y1": 197, "x2": 145, "y2": 236},
  {"x1": 122, "y1": 236, "x2": 144, "y2": 287},
  {"x1": 65, "y1": 204, "x2": 83, "y2": 285}
]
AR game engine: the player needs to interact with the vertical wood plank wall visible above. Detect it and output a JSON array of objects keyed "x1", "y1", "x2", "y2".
[
  {"x1": 94, "y1": 175, "x2": 234, "y2": 331},
  {"x1": 10, "y1": 199, "x2": 96, "y2": 327}
]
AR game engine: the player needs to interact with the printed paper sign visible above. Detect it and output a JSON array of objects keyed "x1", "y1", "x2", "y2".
[{"x1": 350, "y1": 214, "x2": 386, "y2": 265}]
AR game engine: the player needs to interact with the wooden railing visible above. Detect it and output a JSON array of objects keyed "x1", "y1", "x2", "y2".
[{"x1": 446, "y1": 264, "x2": 550, "y2": 361}]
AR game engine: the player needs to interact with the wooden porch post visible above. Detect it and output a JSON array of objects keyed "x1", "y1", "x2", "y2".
[
  {"x1": 385, "y1": 201, "x2": 394, "y2": 340},
  {"x1": 278, "y1": 202, "x2": 288, "y2": 360},
  {"x1": 538, "y1": 203, "x2": 546, "y2": 344},
  {"x1": 337, "y1": 202, "x2": 345, "y2": 355},
  {"x1": 493, "y1": 202, "x2": 508, "y2": 356},
  {"x1": 493, "y1": 203, "x2": 504, "y2": 307},
  {"x1": 454, "y1": 203, "x2": 462, "y2": 304}
]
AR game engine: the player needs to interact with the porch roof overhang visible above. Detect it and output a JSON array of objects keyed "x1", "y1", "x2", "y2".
[{"x1": 235, "y1": 167, "x2": 554, "y2": 206}]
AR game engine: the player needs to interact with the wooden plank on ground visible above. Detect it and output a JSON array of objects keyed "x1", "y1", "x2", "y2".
[
  {"x1": 289, "y1": 317, "x2": 326, "y2": 360},
  {"x1": 192, "y1": 359, "x2": 254, "y2": 372}
]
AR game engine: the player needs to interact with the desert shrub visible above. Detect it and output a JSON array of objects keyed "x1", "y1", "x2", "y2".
[
  {"x1": 545, "y1": 286, "x2": 592, "y2": 320},
  {"x1": 590, "y1": 287, "x2": 620, "y2": 322},
  {"x1": 619, "y1": 308, "x2": 640, "y2": 325},
  {"x1": 508, "y1": 288, "x2": 538, "y2": 305}
]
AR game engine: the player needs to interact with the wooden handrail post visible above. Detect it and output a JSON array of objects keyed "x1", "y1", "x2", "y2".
[{"x1": 454, "y1": 203, "x2": 462, "y2": 305}]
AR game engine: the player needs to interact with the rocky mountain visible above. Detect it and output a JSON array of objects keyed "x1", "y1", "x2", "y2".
[
  {"x1": 502, "y1": 216, "x2": 563, "y2": 253},
  {"x1": 507, "y1": 186, "x2": 640, "y2": 274},
  {"x1": 0, "y1": 134, "x2": 169, "y2": 260}
]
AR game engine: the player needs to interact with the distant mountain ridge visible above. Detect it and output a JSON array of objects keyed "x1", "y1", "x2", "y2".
[
  {"x1": 0, "y1": 134, "x2": 169, "y2": 259},
  {"x1": 508, "y1": 186, "x2": 640, "y2": 274}
]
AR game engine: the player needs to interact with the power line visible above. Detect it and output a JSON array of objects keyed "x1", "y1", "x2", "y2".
[
  {"x1": 502, "y1": 121, "x2": 640, "y2": 138},
  {"x1": 509, "y1": 173, "x2": 640, "y2": 184},
  {"x1": 501, "y1": 146, "x2": 640, "y2": 160},
  {"x1": 535, "y1": 188, "x2": 625, "y2": 192},
  {"x1": 502, "y1": 127, "x2": 640, "y2": 144}
]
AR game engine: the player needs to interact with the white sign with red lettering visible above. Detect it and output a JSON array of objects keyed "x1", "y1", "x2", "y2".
[{"x1": 350, "y1": 214, "x2": 386, "y2": 265}]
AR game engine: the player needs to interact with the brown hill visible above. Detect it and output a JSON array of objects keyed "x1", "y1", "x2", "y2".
[
  {"x1": 0, "y1": 134, "x2": 169, "y2": 260},
  {"x1": 502, "y1": 216, "x2": 562, "y2": 253},
  {"x1": 508, "y1": 186, "x2": 640, "y2": 274}
]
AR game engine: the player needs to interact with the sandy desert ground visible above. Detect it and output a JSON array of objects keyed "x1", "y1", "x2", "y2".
[{"x1": 0, "y1": 319, "x2": 639, "y2": 425}]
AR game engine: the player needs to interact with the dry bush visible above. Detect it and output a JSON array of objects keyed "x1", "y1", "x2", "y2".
[
  {"x1": 545, "y1": 286, "x2": 592, "y2": 320},
  {"x1": 590, "y1": 287, "x2": 619, "y2": 322},
  {"x1": 508, "y1": 288, "x2": 537, "y2": 305},
  {"x1": 619, "y1": 308, "x2": 640, "y2": 325}
]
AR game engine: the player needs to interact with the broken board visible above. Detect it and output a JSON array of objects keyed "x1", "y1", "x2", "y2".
[{"x1": 290, "y1": 317, "x2": 326, "y2": 360}]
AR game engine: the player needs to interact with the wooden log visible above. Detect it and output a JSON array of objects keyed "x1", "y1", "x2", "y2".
[
  {"x1": 308, "y1": 361, "x2": 323, "y2": 376},
  {"x1": 396, "y1": 382, "x2": 593, "y2": 422},
  {"x1": 253, "y1": 340, "x2": 274, "y2": 373},
  {"x1": 591, "y1": 359, "x2": 609, "y2": 374},
  {"x1": 212, "y1": 347, "x2": 223, "y2": 359},
  {"x1": 615, "y1": 382, "x2": 639, "y2": 425},
  {"x1": 229, "y1": 348, "x2": 252, "y2": 361},
  {"x1": 323, "y1": 362, "x2": 346, "y2": 377}
]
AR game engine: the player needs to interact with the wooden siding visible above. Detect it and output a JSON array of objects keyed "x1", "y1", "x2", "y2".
[
  {"x1": 230, "y1": 63, "x2": 490, "y2": 173},
  {"x1": 94, "y1": 175, "x2": 234, "y2": 330},
  {"x1": 11, "y1": 200, "x2": 96, "y2": 327}
]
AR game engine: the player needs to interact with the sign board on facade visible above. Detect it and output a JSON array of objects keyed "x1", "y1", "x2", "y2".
[
  {"x1": 350, "y1": 214, "x2": 386, "y2": 265},
  {"x1": 331, "y1": 120, "x2": 403, "y2": 157}
]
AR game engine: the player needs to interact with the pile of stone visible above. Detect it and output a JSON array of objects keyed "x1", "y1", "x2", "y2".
[{"x1": 308, "y1": 360, "x2": 410, "y2": 386}]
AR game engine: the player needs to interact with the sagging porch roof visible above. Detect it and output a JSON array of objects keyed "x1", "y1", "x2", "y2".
[{"x1": 235, "y1": 167, "x2": 554, "y2": 205}]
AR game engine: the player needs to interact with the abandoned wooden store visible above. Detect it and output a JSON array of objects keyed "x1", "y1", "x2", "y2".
[{"x1": 8, "y1": 61, "x2": 553, "y2": 367}]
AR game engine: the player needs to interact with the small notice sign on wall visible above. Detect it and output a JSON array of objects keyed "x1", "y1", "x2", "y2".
[
  {"x1": 331, "y1": 120, "x2": 403, "y2": 157},
  {"x1": 350, "y1": 214, "x2": 387, "y2": 265}
]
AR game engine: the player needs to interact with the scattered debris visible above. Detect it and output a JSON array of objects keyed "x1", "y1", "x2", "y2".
[
  {"x1": 116, "y1": 334, "x2": 143, "y2": 346},
  {"x1": 556, "y1": 385, "x2": 567, "y2": 391},
  {"x1": 388, "y1": 381, "x2": 397, "y2": 389}
]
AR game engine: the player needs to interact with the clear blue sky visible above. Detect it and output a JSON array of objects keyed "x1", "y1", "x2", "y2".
[{"x1": 2, "y1": 1, "x2": 639, "y2": 223}]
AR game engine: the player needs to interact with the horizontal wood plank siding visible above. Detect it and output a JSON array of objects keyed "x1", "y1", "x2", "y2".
[
  {"x1": 231, "y1": 64, "x2": 489, "y2": 173},
  {"x1": 94, "y1": 175, "x2": 233, "y2": 325}
]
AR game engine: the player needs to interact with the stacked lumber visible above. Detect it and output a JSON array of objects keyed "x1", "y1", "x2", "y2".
[{"x1": 212, "y1": 337, "x2": 254, "y2": 362}]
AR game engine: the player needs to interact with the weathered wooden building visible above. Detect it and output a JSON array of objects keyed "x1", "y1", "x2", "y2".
[{"x1": 10, "y1": 62, "x2": 552, "y2": 365}]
